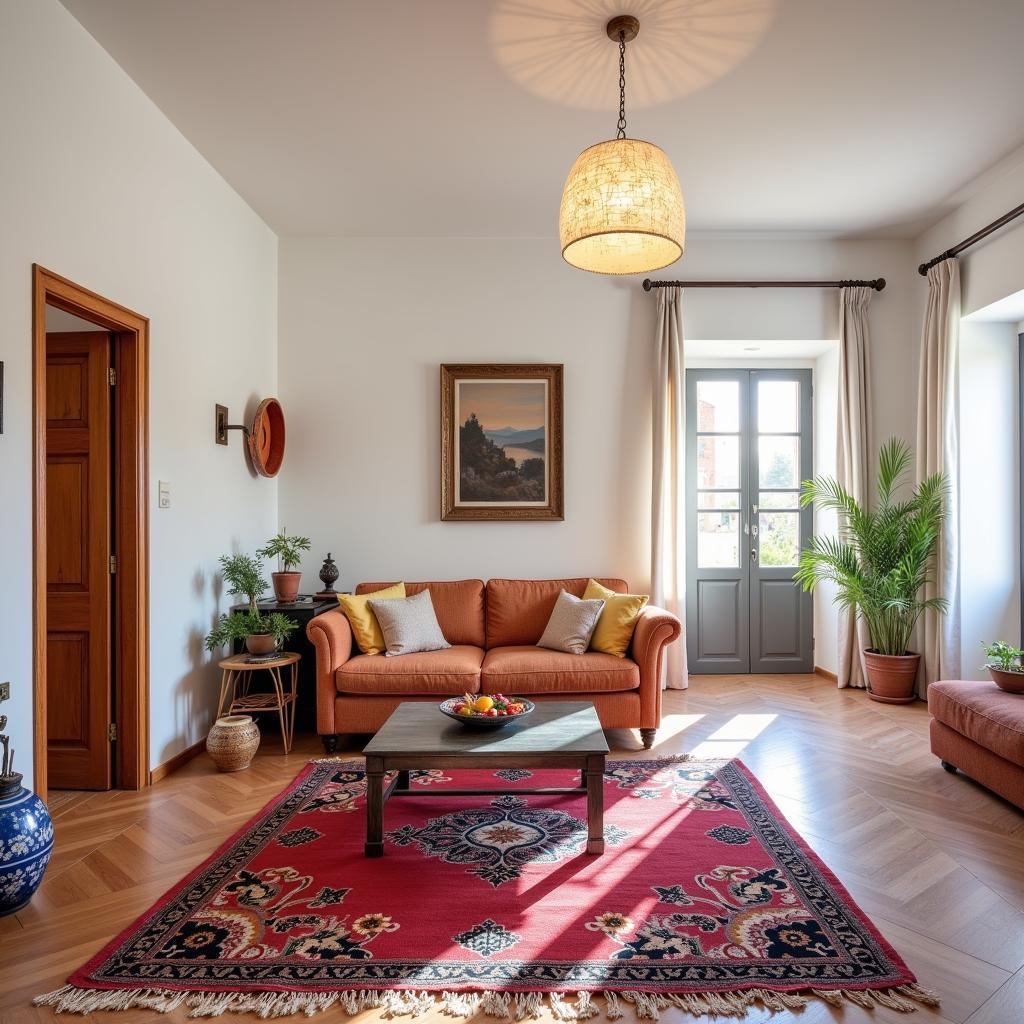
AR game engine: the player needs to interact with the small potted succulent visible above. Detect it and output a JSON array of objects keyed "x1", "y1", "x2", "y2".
[
  {"x1": 980, "y1": 640, "x2": 1024, "y2": 694},
  {"x1": 207, "y1": 553, "x2": 296, "y2": 655},
  {"x1": 258, "y1": 529, "x2": 312, "y2": 603}
]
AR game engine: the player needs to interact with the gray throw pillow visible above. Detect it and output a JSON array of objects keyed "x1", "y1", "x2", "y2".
[
  {"x1": 367, "y1": 589, "x2": 451, "y2": 657},
  {"x1": 537, "y1": 590, "x2": 606, "y2": 655}
]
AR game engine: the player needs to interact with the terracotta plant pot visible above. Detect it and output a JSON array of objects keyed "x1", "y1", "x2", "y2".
[
  {"x1": 245, "y1": 632, "x2": 277, "y2": 656},
  {"x1": 271, "y1": 571, "x2": 301, "y2": 603},
  {"x1": 988, "y1": 666, "x2": 1024, "y2": 694},
  {"x1": 206, "y1": 715, "x2": 260, "y2": 772},
  {"x1": 863, "y1": 650, "x2": 920, "y2": 704}
]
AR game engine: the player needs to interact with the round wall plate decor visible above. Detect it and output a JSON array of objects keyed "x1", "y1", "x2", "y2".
[{"x1": 247, "y1": 397, "x2": 286, "y2": 477}]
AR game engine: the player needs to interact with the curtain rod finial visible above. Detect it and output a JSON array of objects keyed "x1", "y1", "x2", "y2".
[
  {"x1": 875, "y1": 278, "x2": 886, "y2": 291},
  {"x1": 642, "y1": 278, "x2": 652, "y2": 291}
]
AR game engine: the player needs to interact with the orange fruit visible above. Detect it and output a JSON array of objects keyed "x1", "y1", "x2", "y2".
[{"x1": 473, "y1": 696, "x2": 494, "y2": 713}]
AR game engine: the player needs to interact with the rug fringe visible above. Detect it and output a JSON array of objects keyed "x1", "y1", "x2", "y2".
[{"x1": 34, "y1": 982, "x2": 940, "y2": 1018}]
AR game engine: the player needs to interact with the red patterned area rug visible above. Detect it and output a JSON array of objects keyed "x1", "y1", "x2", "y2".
[{"x1": 37, "y1": 757, "x2": 937, "y2": 1019}]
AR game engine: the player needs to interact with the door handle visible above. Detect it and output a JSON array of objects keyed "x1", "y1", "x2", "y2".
[{"x1": 751, "y1": 547, "x2": 758, "y2": 563}]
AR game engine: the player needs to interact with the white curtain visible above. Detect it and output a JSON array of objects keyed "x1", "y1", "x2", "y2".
[
  {"x1": 652, "y1": 286, "x2": 688, "y2": 689},
  {"x1": 915, "y1": 259, "x2": 961, "y2": 696},
  {"x1": 835, "y1": 286, "x2": 873, "y2": 688}
]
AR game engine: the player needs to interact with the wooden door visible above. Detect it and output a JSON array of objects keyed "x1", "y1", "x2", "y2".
[{"x1": 46, "y1": 332, "x2": 113, "y2": 789}]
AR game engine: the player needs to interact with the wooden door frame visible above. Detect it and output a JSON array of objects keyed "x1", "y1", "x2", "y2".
[{"x1": 32, "y1": 265, "x2": 150, "y2": 799}]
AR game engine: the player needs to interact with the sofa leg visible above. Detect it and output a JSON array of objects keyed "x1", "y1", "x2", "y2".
[
  {"x1": 640, "y1": 728, "x2": 657, "y2": 750},
  {"x1": 321, "y1": 734, "x2": 339, "y2": 755},
  {"x1": 940, "y1": 760, "x2": 958, "y2": 774}
]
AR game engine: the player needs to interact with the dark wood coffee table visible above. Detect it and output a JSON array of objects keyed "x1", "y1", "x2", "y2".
[{"x1": 361, "y1": 701, "x2": 609, "y2": 858}]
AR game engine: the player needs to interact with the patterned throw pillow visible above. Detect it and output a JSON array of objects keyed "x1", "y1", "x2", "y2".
[
  {"x1": 367, "y1": 590, "x2": 451, "y2": 657},
  {"x1": 536, "y1": 590, "x2": 606, "y2": 655}
]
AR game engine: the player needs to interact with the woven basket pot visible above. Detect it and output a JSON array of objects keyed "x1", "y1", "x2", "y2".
[{"x1": 206, "y1": 715, "x2": 260, "y2": 772}]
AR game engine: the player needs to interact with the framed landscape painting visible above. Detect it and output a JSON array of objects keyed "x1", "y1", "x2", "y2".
[{"x1": 441, "y1": 364, "x2": 563, "y2": 521}]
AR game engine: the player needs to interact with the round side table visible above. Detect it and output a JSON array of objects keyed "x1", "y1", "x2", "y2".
[{"x1": 217, "y1": 652, "x2": 300, "y2": 754}]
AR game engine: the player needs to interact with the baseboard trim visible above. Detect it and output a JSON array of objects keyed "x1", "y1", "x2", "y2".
[
  {"x1": 149, "y1": 737, "x2": 206, "y2": 784},
  {"x1": 814, "y1": 666, "x2": 838, "y2": 682}
]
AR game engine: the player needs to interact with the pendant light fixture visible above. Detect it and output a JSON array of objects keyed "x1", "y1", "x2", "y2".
[{"x1": 559, "y1": 16, "x2": 685, "y2": 275}]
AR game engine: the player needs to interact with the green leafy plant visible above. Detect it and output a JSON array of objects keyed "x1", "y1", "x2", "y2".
[
  {"x1": 981, "y1": 640, "x2": 1024, "y2": 673},
  {"x1": 794, "y1": 437, "x2": 947, "y2": 657},
  {"x1": 258, "y1": 529, "x2": 312, "y2": 573},
  {"x1": 218, "y1": 554, "x2": 268, "y2": 614},
  {"x1": 204, "y1": 610, "x2": 297, "y2": 653}
]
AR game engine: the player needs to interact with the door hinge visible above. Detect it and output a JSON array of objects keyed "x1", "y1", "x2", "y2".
[
  {"x1": 107, "y1": 722, "x2": 118, "y2": 742},
  {"x1": 109, "y1": 554, "x2": 117, "y2": 574},
  {"x1": 108, "y1": 367, "x2": 117, "y2": 386}
]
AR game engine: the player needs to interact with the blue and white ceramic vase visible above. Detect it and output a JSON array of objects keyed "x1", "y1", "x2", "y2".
[{"x1": 0, "y1": 774, "x2": 54, "y2": 916}]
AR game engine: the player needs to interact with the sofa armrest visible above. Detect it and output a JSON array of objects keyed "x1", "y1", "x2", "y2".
[
  {"x1": 306, "y1": 610, "x2": 354, "y2": 736},
  {"x1": 630, "y1": 605, "x2": 683, "y2": 728}
]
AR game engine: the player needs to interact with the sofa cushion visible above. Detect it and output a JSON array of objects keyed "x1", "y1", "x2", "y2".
[
  {"x1": 356, "y1": 580, "x2": 485, "y2": 648},
  {"x1": 928, "y1": 680, "x2": 1024, "y2": 768},
  {"x1": 337, "y1": 645, "x2": 484, "y2": 695},
  {"x1": 486, "y1": 577, "x2": 628, "y2": 648},
  {"x1": 481, "y1": 645, "x2": 639, "y2": 694}
]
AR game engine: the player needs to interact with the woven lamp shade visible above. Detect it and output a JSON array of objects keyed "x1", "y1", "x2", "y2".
[{"x1": 559, "y1": 138, "x2": 685, "y2": 275}]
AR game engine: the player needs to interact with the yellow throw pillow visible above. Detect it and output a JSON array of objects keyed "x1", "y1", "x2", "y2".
[
  {"x1": 584, "y1": 579, "x2": 649, "y2": 658},
  {"x1": 339, "y1": 583, "x2": 406, "y2": 655}
]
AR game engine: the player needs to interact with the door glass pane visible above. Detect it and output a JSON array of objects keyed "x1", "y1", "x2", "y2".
[
  {"x1": 758, "y1": 435, "x2": 799, "y2": 488},
  {"x1": 698, "y1": 512, "x2": 740, "y2": 568},
  {"x1": 758, "y1": 380, "x2": 799, "y2": 433},
  {"x1": 696, "y1": 380, "x2": 739, "y2": 432},
  {"x1": 699, "y1": 490, "x2": 740, "y2": 509},
  {"x1": 758, "y1": 490, "x2": 800, "y2": 510},
  {"x1": 697, "y1": 436, "x2": 740, "y2": 489},
  {"x1": 759, "y1": 511, "x2": 799, "y2": 566}
]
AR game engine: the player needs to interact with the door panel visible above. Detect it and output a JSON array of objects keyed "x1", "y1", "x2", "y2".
[
  {"x1": 686, "y1": 368, "x2": 813, "y2": 674},
  {"x1": 686, "y1": 371, "x2": 750, "y2": 673},
  {"x1": 46, "y1": 332, "x2": 112, "y2": 790}
]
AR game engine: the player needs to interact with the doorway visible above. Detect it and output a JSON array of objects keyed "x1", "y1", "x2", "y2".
[
  {"x1": 685, "y1": 368, "x2": 813, "y2": 673},
  {"x1": 33, "y1": 266, "x2": 149, "y2": 798}
]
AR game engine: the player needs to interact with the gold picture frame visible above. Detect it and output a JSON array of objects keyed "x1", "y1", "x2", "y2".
[{"x1": 441, "y1": 364, "x2": 564, "y2": 521}]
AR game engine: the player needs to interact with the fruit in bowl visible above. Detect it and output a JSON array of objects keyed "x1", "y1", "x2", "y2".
[{"x1": 440, "y1": 693, "x2": 534, "y2": 729}]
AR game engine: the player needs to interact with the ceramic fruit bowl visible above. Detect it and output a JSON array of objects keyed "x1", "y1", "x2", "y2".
[{"x1": 439, "y1": 694, "x2": 535, "y2": 730}]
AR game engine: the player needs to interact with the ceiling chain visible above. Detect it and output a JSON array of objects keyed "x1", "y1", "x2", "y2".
[{"x1": 616, "y1": 31, "x2": 627, "y2": 139}]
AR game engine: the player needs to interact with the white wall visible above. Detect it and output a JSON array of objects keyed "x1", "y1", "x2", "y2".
[
  {"x1": 0, "y1": 0, "x2": 279, "y2": 780},
  {"x1": 278, "y1": 235, "x2": 915, "y2": 669},
  {"x1": 959, "y1": 322, "x2": 1020, "y2": 671}
]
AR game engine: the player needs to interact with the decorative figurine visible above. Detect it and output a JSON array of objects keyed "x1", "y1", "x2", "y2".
[
  {"x1": 316, "y1": 552, "x2": 340, "y2": 598},
  {"x1": 0, "y1": 713, "x2": 55, "y2": 916}
]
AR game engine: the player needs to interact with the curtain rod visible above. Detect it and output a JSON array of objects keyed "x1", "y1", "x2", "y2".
[
  {"x1": 918, "y1": 201, "x2": 1024, "y2": 275},
  {"x1": 642, "y1": 278, "x2": 886, "y2": 292}
]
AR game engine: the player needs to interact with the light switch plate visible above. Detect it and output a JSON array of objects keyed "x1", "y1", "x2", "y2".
[{"x1": 158, "y1": 481, "x2": 171, "y2": 508}]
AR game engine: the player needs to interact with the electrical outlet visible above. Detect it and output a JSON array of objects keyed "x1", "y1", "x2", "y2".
[
  {"x1": 0, "y1": 681, "x2": 10, "y2": 702},
  {"x1": 158, "y1": 480, "x2": 171, "y2": 508}
]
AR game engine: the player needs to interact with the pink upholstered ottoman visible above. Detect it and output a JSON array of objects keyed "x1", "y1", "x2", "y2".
[{"x1": 928, "y1": 680, "x2": 1024, "y2": 810}]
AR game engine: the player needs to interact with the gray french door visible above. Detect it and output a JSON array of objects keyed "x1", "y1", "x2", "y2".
[{"x1": 686, "y1": 369, "x2": 813, "y2": 674}]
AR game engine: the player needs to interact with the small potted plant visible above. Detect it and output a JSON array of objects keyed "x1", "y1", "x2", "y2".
[
  {"x1": 258, "y1": 529, "x2": 312, "y2": 603},
  {"x1": 204, "y1": 609, "x2": 297, "y2": 657},
  {"x1": 980, "y1": 640, "x2": 1024, "y2": 694},
  {"x1": 208, "y1": 553, "x2": 294, "y2": 655},
  {"x1": 796, "y1": 438, "x2": 947, "y2": 703}
]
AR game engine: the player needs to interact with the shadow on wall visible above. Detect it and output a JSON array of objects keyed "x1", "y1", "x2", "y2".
[
  {"x1": 488, "y1": 0, "x2": 777, "y2": 110},
  {"x1": 154, "y1": 566, "x2": 225, "y2": 768}
]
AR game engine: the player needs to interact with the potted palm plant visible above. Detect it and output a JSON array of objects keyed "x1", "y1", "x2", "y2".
[
  {"x1": 795, "y1": 438, "x2": 947, "y2": 704},
  {"x1": 207, "y1": 553, "x2": 295, "y2": 655},
  {"x1": 258, "y1": 529, "x2": 312, "y2": 603}
]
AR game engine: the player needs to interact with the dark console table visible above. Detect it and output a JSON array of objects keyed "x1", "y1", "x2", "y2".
[{"x1": 230, "y1": 596, "x2": 341, "y2": 733}]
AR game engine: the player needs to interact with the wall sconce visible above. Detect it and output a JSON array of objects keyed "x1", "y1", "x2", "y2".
[{"x1": 214, "y1": 398, "x2": 286, "y2": 477}]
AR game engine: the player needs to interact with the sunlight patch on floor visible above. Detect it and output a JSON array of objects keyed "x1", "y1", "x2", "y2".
[{"x1": 688, "y1": 713, "x2": 777, "y2": 758}]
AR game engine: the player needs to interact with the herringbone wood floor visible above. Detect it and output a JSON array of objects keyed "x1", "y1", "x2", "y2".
[{"x1": 2, "y1": 675, "x2": 1022, "y2": 1023}]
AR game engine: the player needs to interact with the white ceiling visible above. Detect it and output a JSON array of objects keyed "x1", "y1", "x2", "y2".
[{"x1": 61, "y1": 0, "x2": 1024, "y2": 239}]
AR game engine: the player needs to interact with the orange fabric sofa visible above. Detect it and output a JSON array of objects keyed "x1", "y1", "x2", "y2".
[{"x1": 308, "y1": 577, "x2": 682, "y2": 752}]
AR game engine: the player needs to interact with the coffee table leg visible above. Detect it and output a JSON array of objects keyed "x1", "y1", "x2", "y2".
[
  {"x1": 365, "y1": 756, "x2": 385, "y2": 857},
  {"x1": 586, "y1": 755, "x2": 605, "y2": 855}
]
